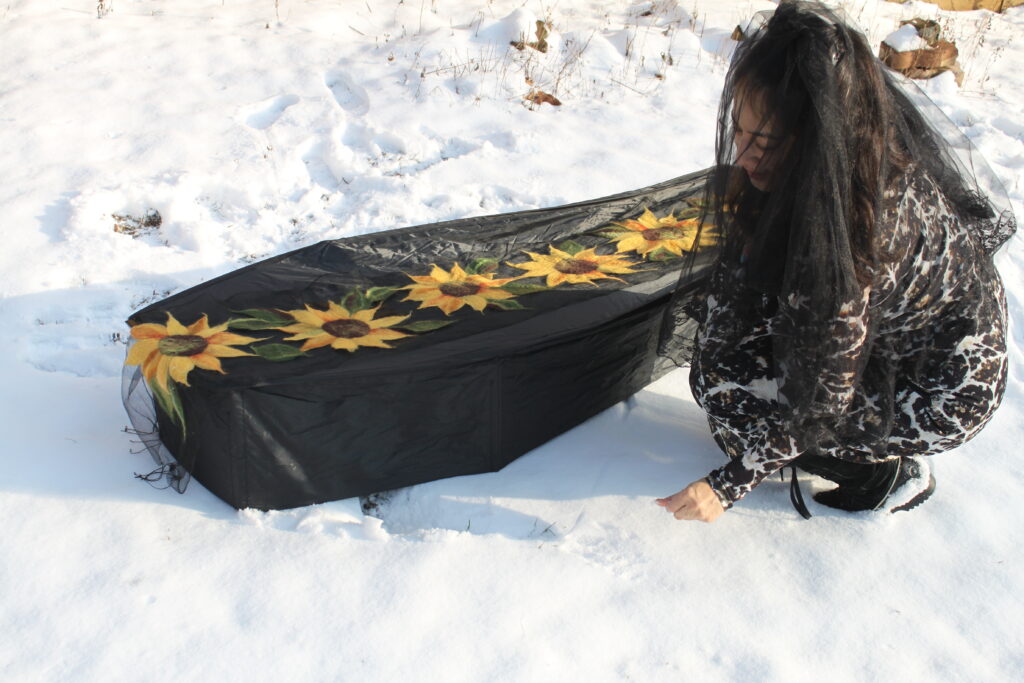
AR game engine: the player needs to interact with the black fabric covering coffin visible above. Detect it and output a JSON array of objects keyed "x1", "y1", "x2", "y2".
[{"x1": 122, "y1": 169, "x2": 715, "y2": 510}]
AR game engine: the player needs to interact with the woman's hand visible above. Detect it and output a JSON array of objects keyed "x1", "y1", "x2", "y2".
[{"x1": 656, "y1": 479, "x2": 725, "y2": 523}]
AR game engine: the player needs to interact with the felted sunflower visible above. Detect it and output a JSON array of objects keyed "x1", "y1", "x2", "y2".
[
  {"x1": 126, "y1": 313, "x2": 260, "y2": 390},
  {"x1": 509, "y1": 245, "x2": 638, "y2": 287},
  {"x1": 402, "y1": 263, "x2": 519, "y2": 315},
  {"x1": 275, "y1": 302, "x2": 410, "y2": 352},
  {"x1": 605, "y1": 208, "x2": 716, "y2": 258}
]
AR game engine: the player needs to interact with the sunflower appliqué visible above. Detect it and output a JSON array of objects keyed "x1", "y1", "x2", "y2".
[
  {"x1": 276, "y1": 302, "x2": 410, "y2": 352},
  {"x1": 402, "y1": 263, "x2": 520, "y2": 315},
  {"x1": 509, "y1": 244, "x2": 639, "y2": 287},
  {"x1": 602, "y1": 208, "x2": 716, "y2": 259},
  {"x1": 126, "y1": 313, "x2": 262, "y2": 432}
]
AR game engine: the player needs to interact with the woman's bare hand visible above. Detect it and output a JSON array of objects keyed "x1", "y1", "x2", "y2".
[{"x1": 655, "y1": 479, "x2": 725, "y2": 523}]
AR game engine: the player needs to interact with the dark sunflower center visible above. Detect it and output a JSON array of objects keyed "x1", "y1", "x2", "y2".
[
  {"x1": 439, "y1": 281, "x2": 481, "y2": 297},
  {"x1": 641, "y1": 227, "x2": 683, "y2": 241},
  {"x1": 157, "y1": 334, "x2": 208, "y2": 357},
  {"x1": 555, "y1": 258, "x2": 598, "y2": 274},
  {"x1": 323, "y1": 319, "x2": 371, "y2": 339}
]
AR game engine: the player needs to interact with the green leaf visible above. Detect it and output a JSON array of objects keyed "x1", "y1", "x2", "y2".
[
  {"x1": 228, "y1": 317, "x2": 290, "y2": 331},
  {"x1": 151, "y1": 381, "x2": 187, "y2": 437},
  {"x1": 557, "y1": 240, "x2": 586, "y2": 255},
  {"x1": 488, "y1": 299, "x2": 526, "y2": 311},
  {"x1": 365, "y1": 286, "x2": 399, "y2": 304},
  {"x1": 594, "y1": 228, "x2": 629, "y2": 239},
  {"x1": 250, "y1": 343, "x2": 307, "y2": 362},
  {"x1": 501, "y1": 281, "x2": 548, "y2": 296},
  {"x1": 341, "y1": 289, "x2": 369, "y2": 313},
  {"x1": 675, "y1": 206, "x2": 701, "y2": 219},
  {"x1": 648, "y1": 248, "x2": 681, "y2": 262},
  {"x1": 232, "y1": 309, "x2": 294, "y2": 325},
  {"x1": 397, "y1": 319, "x2": 456, "y2": 333},
  {"x1": 467, "y1": 258, "x2": 499, "y2": 275}
]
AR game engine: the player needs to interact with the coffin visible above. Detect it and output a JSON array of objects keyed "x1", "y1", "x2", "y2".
[{"x1": 122, "y1": 168, "x2": 717, "y2": 510}]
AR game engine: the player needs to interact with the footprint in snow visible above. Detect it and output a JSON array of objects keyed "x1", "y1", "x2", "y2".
[
  {"x1": 325, "y1": 70, "x2": 370, "y2": 116},
  {"x1": 561, "y1": 521, "x2": 647, "y2": 580},
  {"x1": 298, "y1": 137, "x2": 345, "y2": 189},
  {"x1": 991, "y1": 116, "x2": 1024, "y2": 143},
  {"x1": 242, "y1": 94, "x2": 300, "y2": 130}
]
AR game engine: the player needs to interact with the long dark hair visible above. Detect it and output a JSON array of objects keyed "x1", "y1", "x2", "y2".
[{"x1": 705, "y1": 1, "x2": 908, "y2": 294}]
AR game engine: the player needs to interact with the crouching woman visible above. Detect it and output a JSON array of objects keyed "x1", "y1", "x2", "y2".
[{"x1": 658, "y1": 2, "x2": 1013, "y2": 522}]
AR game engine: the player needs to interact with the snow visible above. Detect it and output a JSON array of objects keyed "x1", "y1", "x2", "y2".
[
  {"x1": 883, "y1": 23, "x2": 931, "y2": 52},
  {"x1": 2, "y1": 0, "x2": 1023, "y2": 680}
]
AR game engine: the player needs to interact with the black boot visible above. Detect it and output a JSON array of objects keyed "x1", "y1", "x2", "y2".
[
  {"x1": 793, "y1": 452, "x2": 877, "y2": 485},
  {"x1": 810, "y1": 456, "x2": 935, "y2": 513},
  {"x1": 792, "y1": 453, "x2": 936, "y2": 513}
]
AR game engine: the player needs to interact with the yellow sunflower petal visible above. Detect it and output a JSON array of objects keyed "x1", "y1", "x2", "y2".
[
  {"x1": 288, "y1": 308, "x2": 327, "y2": 327},
  {"x1": 300, "y1": 335, "x2": 337, "y2": 351},
  {"x1": 417, "y1": 297, "x2": 446, "y2": 313},
  {"x1": 141, "y1": 352, "x2": 161, "y2": 381},
  {"x1": 352, "y1": 308, "x2": 377, "y2": 323},
  {"x1": 192, "y1": 353, "x2": 225, "y2": 373},
  {"x1": 370, "y1": 329, "x2": 410, "y2": 341},
  {"x1": 131, "y1": 323, "x2": 168, "y2": 340},
  {"x1": 279, "y1": 323, "x2": 323, "y2": 338},
  {"x1": 326, "y1": 301, "x2": 352, "y2": 319},
  {"x1": 329, "y1": 338, "x2": 360, "y2": 352},
  {"x1": 165, "y1": 314, "x2": 189, "y2": 336},
  {"x1": 463, "y1": 295, "x2": 489, "y2": 312},
  {"x1": 637, "y1": 208, "x2": 659, "y2": 229},
  {"x1": 187, "y1": 315, "x2": 211, "y2": 335},
  {"x1": 508, "y1": 262, "x2": 540, "y2": 275},
  {"x1": 405, "y1": 274, "x2": 437, "y2": 285},
  {"x1": 371, "y1": 315, "x2": 410, "y2": 328},
  {"x1": 205, "y1": 331, "x2": 262, "y2": 346},
  {"x1": 152, "y1": 355, "x2": 173, "y2": 391},
  {"x1": 655, "y1": 213, "x2": 679, "y2": 228},
  {"x1": 203, "y1": 320, "x2": 232, "y2": 337},
  {"x1": 126, "y1": 339, "x2": 160, "y2": 366},
  {"x1": 480, "y1": 276, "x2": 519, "y2": 288},
  {"x1": 564, "y1": 273, "x2": 599, "y2": 285},
  {"x1": 403, "y1": 286, "x2": 441, "y2": 301},
  {"x1": 614, "y1": 235, "x2": 648, "y2": 253},
  {"x1": 612, "y1": 219, "x2": 645, "y2": 233},
  {"x1": 168, "y1": 356, "x2": 195, "y2": 386},
  {"x1": 438, "y1": 296, "x2": 464, "y2": 315},
  {"x1": 482, "y1": 288, "x2": 515, "y2": 300},
  {"x1": 205, "y1": 344, "x2": 253, "y2": 358},
  {"x1": 412, "y1": 295, "x2": 448, "y2": 310},
  {"x1": 450, "y1": 263, "x2": 469, "y2": 280},
  {"x1": 598, "y1": 262, "x2": 639, "y2": 274},
  {"x1": 509, "y1": 254, "x2": 557, "y2": 275},
  {"x1": 547, "y1": 272, "x2": 567, "y2": 287},
  {"x1": 430, "y1": 265, "x2": 451, "y2": 283},
  {"x1": 353, "y1": 337, "x2": 394, "y2": 349}
]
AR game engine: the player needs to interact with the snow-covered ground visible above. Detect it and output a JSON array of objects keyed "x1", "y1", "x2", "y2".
[{"x1": 2, "y1": 0, "x2": 1023, "y2": 680}]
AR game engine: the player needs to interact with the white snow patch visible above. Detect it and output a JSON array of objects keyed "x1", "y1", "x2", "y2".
[{"x1": 884, "y1": 24, "x2": 931, "y2": 52}]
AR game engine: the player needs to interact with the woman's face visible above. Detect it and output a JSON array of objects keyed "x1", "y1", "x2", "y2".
[{"x1": 732, "y1": 93, "x2": 787, "y2": 192}]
